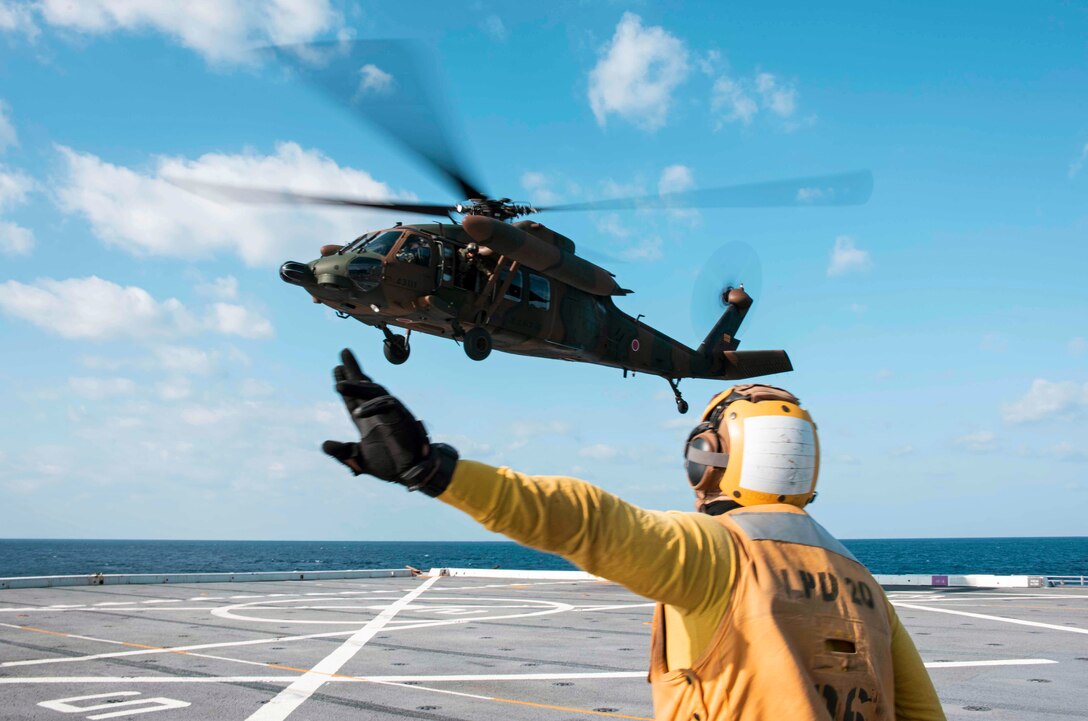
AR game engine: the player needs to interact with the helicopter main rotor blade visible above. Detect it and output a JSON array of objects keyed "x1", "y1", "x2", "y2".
[
  {"x1": 168, "y1": 177, "x2": 455, "y2": 218},
  {"x1": 537, "y1": 170, "x2": 873, "y2": 213},
  {"x1": 268, "y1": 40, "x2": 488, "y2": 202}
]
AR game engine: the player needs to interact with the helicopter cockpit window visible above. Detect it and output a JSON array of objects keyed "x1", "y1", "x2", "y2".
[
  {"x1": 362, "y1": 230, "x2": 403, "y2": 257},
  {"x1": 500, "y1": 268, "x2": 523, "y2": 302},
  {"x1": 395, "y1": 235, "x2": 432, "y2": 266},
  {"x1": 528, "y1": 273, "x2": 550, "y2": 310},
  {"x1": 344, "y1": 232, "x2": 376, "y2": 253}
]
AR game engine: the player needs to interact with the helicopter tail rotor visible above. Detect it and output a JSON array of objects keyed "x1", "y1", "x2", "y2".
[{"x1": 691, "y1": 241, "x2": 763, "y2": 348}]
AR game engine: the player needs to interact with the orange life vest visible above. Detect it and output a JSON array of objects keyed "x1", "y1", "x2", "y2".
[{"x1": 648, "y1": 504, "x2": 896, "y2": 721}]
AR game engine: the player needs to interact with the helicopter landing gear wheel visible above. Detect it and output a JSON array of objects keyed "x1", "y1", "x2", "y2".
[
  {"x1": 381, "y1": 327, "x2": 410, "y2": 365},
  {"x1": 667, "y1": 378, "x2": 688, "y2": 414},
  {"x1": 463, "y1": 327, "x2": 492, "y2": 361}
]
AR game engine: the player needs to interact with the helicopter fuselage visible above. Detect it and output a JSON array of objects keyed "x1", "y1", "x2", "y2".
[{"x1": 280, "y1": 218, "x2": 791, "y2": 411}]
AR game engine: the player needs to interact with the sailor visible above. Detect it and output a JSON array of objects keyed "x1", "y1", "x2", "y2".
[{"x1": 322, "y1": 349, "x2": 946, "y2": 721}]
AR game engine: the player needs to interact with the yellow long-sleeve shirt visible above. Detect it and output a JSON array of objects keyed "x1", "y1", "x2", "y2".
[{"x1": 440, "y1": 460, "x2": 946, "y2": 721}]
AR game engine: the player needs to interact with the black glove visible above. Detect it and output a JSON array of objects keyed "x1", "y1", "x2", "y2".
[{"x1": 322, "y1": 349, "x2": 458, "y2": 497}]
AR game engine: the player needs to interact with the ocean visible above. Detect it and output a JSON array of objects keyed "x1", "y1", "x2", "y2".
[{"x1": 0, "y1": 537, "x2": 1085, "y2": 578}]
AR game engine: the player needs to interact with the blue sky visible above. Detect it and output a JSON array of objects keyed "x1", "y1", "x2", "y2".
[{"x1": 0, "y1": 1, "x2": 1085, "y2": 541}]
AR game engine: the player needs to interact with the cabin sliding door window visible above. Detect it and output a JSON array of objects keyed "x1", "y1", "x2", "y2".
[
  {"x1": 500, "y1": 268, "x2": 523, "y2": 302},
  {"x1": 528, "y1": 273, "x2": 550, "y2": 310}
]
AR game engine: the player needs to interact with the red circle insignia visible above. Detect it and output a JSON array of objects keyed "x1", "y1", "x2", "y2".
[{"x1": 631, "y1": 339, "x2": 640, "y2": 352}]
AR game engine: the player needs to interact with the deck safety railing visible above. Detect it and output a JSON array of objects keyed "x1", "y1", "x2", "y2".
[{"x1": 1046, "y1": 575, "x2": 1088, "y2": 587}]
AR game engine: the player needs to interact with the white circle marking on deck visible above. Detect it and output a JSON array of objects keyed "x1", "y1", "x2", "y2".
[{"x1": 212, "y1": 595, "x2": 574, "y2": 625}]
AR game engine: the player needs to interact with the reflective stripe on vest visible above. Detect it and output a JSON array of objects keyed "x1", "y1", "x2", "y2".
[{"x1": 728, "y1": 510, "x2": 859, "y2": 564}]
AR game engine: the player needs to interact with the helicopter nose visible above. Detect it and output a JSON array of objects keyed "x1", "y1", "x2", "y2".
[{"x1": 279, "y1": 261, "x2": 315, "y2": 286}]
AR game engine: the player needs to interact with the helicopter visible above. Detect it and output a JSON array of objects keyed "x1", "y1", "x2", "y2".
[{"x1": 175, "y1": 41, "x2": 872, "y2": 413}]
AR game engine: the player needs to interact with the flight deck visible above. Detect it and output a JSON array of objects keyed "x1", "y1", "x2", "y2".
[{"x1": 1, "y1": 572, "x2": 1085, "y2": 721}]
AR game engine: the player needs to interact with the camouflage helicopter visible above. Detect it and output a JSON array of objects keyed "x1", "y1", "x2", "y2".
[{"x1": 176, "y1": 41, "x2": 872, "y2": 413}]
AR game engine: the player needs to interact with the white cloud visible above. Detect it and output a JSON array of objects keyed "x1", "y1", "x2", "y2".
[
  {"x1": 0, "y1": 99, "x2": 17, "y2": 151},
  {"x1": 0, "y1": 276, "x2": 195, "y2": 340},
  {"x1": 1069, "y1": 142, "x2": 1088, "y2": 180},
  {"x1": 0, "y1": 276, "x2": 272, "y2": 341},
  {"x1": 579, "y1": 443, "x2": 620, "y2": 460},
  {"x1": 827, "y1": 235, "x2": 872, "y2": 277},
  {"x1": 754, "y1": 72, "x2": 797, "y2": 118},
  {"x1": 710, "y1": 75, "x2": 757, "y2": 126},
  {"x1": 357, "y1": 63, "x2": 394, "y2": 96},
  {"x1": 195, "y1": 275, "x2": 239, "y2": 301},
  {"x1": 0, "y1": 220, "x2": 33, "y2": 255},
  {"x1": 55, "y1": 142, "x2": 404, "y2": 266},
  {"x1": 0, "y1": 166, "x2": 34, "y2": 208},
  {"x1": 618, "y1": 236, "x2": 663, "y2": 262},
  {"x1": 595, "y1": 212, "x2": 631, "y2": 240},
  {"x1": 696, "y1": 50, "x2": 720, "y2": 76},
  {"x1": 658, "y1": 164, "x2": 699, "y2": 224},
  {"x1": 711, "y1": 68, "x2": 803, "y2": 129},
  {"x1": 593, "y1": 213, "x2": 663, "y2": 262},
  {"x1": 658, "y1": 164, "x2": 694, "y2": 195},
  {"x1": 1002, "y1": 378, "x2": 1088, "y2": 424},
  {"x1": 180, "y1": 404, "x2": 236, "y2": 426},
  {"x1": 889, "y1": 445, "x2": 915, "y2": 457},
  {"x1": 521, "y1": 171, "x2": 560, "y2": 205},
  {"x1": 68, "y1": 376, "x2": 137, "y2": 400},
  {"x1": 587, "y1": 13, "x2": 689, "y2": 131},
  {"x1": 154, "y1": 346, "x2": 216, "y2": 376},
  {"x1": 954, "y1": 431, "x2": 997, "y2": 453},
  {"x1": 32, "y1": 0, "x2": 341, "y2": 64},
  {"x1": 1069, "y1": 337, "x2": 1086, "y2": 356},
  {"x1": 157, "y1": 377, "x2": 192, "y2": 401},
  {"x1": 206, "y1": 302, "x2": 274, "y2": 339},
  {"x1": 0, "y1": 3, "x2": 38, "y2": 40}
]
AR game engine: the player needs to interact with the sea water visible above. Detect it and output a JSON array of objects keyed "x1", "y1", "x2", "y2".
[{"x1": 1, "y1": 537, "x2": 1085, "y2": 578}]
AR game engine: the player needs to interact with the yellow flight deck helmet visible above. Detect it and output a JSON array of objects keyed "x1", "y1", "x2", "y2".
[{"x1": 684, "y1": 384, "x2": 819, "y2": 511}]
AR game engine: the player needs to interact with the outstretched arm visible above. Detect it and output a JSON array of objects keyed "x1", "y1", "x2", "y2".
[{"x1": 439, "y1": 461, "x2": 734, "y2": 613}]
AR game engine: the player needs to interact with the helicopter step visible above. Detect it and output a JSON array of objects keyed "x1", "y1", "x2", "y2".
[{"x1": 381, "y1": 325, "x2": 410, "y2": 365}]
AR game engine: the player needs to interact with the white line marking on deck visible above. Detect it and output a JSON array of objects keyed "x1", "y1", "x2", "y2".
[
  {"x1": 895, "y1": 602, "x2": 1088, "y2": 634},
  {"x1": 0, "y1": 629, "x2": 355, "y2": 668},
  {"x1": 2, "y1": 677, "x2": 300, "y2": 684},
  {"x1": 923, "y1": 659, "x2": 1057, "y2": 668},
  {"x1": 0, "y1": 607, "x2": 216, "y2": 613},
  {"x1": 3, "y1": 659, "x2": 1049, "y2": 687},
  {"x1": 244, "y1": 574, "x2": 439, "y2": 721},
  {"x1": 576, "y1": 603, "x2": 655, "y2": 612}
]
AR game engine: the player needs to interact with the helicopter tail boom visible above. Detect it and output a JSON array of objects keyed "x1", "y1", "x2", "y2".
[{"x1": 716, "y1": 349, "x2": 793, "y2": 379}]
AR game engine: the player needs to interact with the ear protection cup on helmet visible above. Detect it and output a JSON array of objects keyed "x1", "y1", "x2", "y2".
[{"x1": 685, "y1": 429, "x2": 725, "y2": 489}]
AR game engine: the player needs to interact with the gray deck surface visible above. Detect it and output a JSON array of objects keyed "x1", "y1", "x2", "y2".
[{"x1": 1, "y1": 577, "x2": 1085, "y2": 720}]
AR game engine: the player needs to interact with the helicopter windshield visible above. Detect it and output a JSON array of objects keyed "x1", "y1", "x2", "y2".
[
  {"x1": 343, "y1": 232, "x2": 375, "y2": 253},
  {"x1": 359, "y1": 230, "x2": 403, "y2": 257}
]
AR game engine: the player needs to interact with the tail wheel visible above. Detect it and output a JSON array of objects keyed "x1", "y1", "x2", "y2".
[
  {"x1": 463, "y1": 327, "x2": 492, "y2": 361},
  {"x1": 383, "y1": 335, "x2": 410, "y2": 365}
]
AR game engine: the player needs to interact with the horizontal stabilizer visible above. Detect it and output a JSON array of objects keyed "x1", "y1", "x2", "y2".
[{"x1": 719, "y1": 350, "x2": 793, "y2": 379}]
